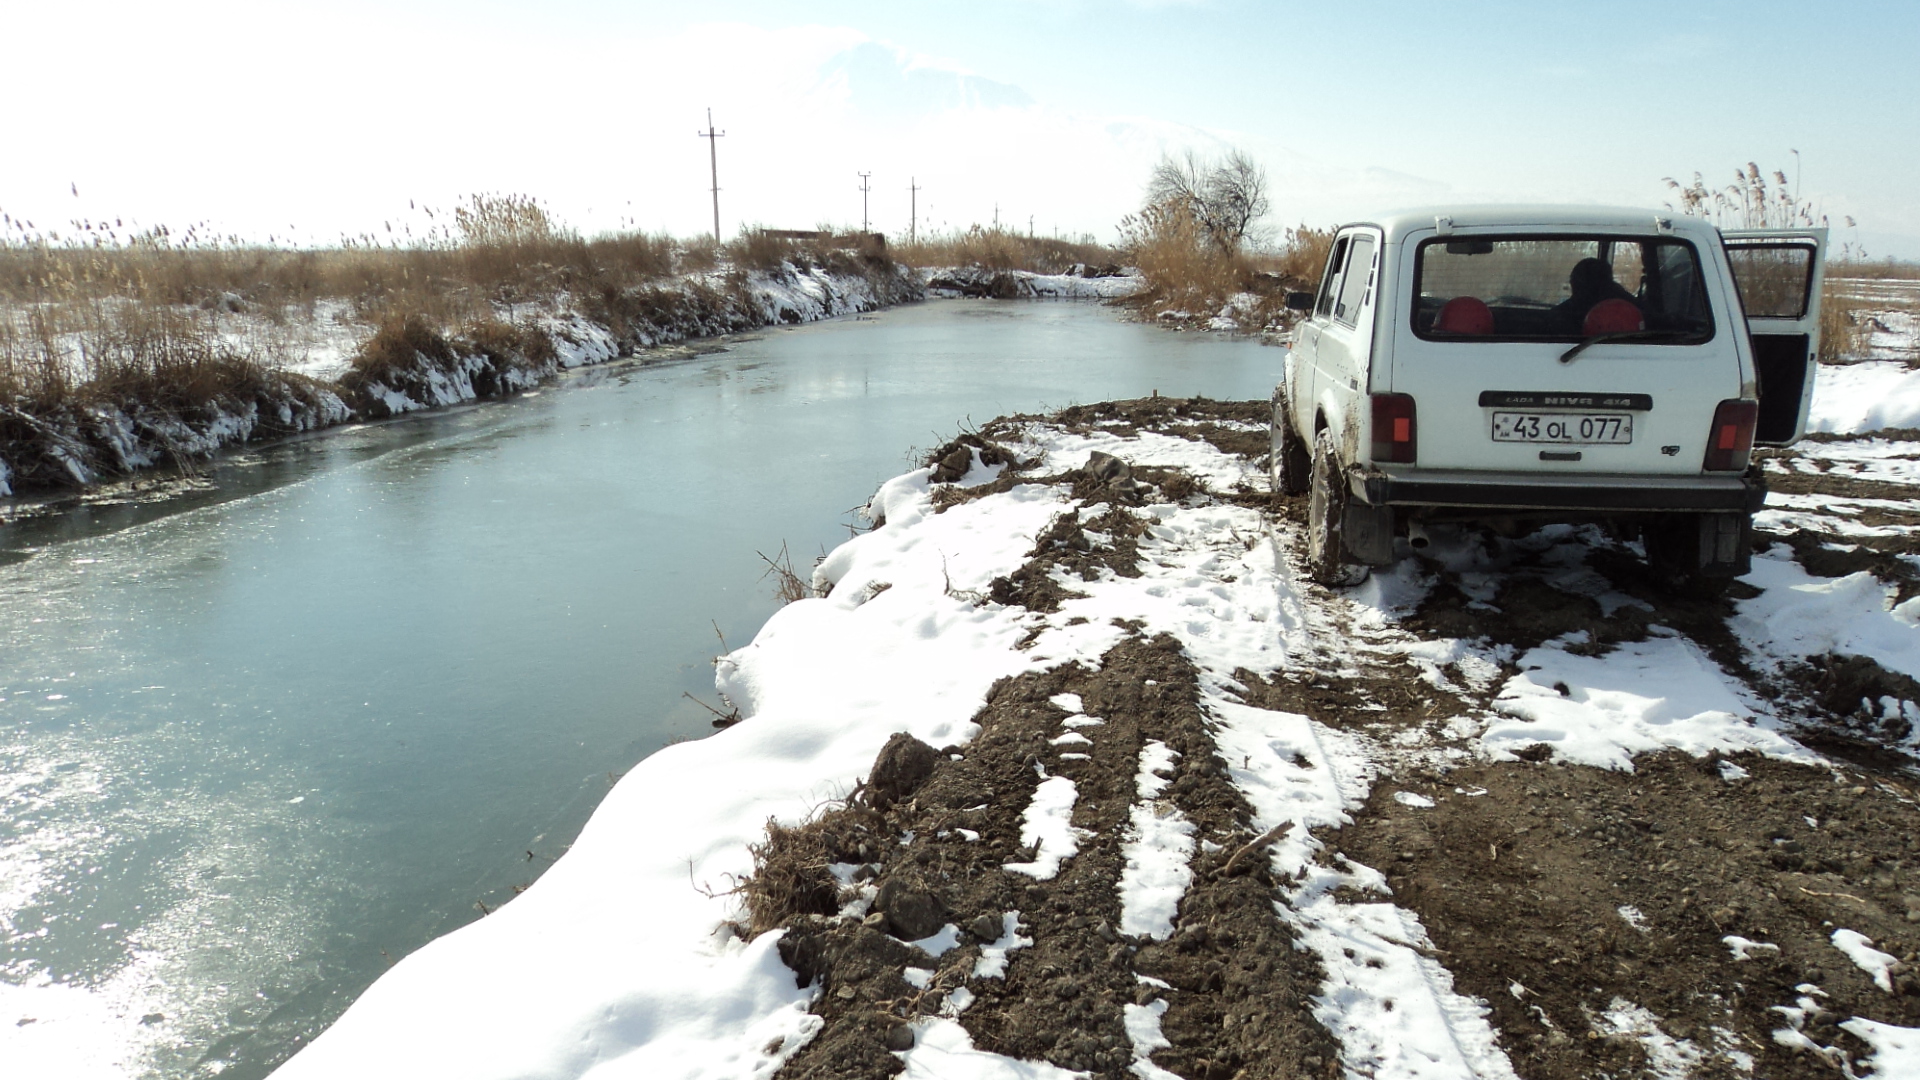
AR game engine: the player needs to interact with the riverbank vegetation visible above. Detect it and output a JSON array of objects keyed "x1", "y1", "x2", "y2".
[
  {"x1": 0, "y1": 196, "x2": 919, "y2": 495},
  {"x1": 894, "y1": 227, "x2": 1117, "y2": 276},
  {"x1": 1117, "y1": 149, "x2": 1330, "y2": 332}
]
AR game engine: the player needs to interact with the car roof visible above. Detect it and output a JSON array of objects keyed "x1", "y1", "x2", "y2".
[{"x1": 1345, "y1": 205, "x2": 1719, "y2": 244}]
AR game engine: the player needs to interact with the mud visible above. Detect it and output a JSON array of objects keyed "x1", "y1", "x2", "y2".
[
  {"x1": 765, "y1": 636, "x2": 1339, "y2": 1080},
  {"x1": 1335, "y1": 754, "x2": 1920, "y2": 1079},
  {"x1": 766, "y1": 397, "x2": 1920, "y2": 1079}
]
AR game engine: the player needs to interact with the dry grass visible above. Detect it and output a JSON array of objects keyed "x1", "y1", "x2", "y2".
[
  {"x1": 757, "y1": 543, "x2": 813, "y2": 605},
  {"x1": 1821, "y1": 283, "x2": 1870, "y2": 362},
  {"x1": 0, "y1": 196, "x2": 890, "y2": 414},
  {"x1": 1831, "y1": 259, "x2": 1920, "y2": 281},
  {"x1": 740, "y1": 817, "x2": 843, "y2": 936},
  {"x1": 1118, "y1": 203, "x2": 1326, "y2": 326},
  {"x1": 895, "y1": 225, "x2": 1116, "y2": 275}
]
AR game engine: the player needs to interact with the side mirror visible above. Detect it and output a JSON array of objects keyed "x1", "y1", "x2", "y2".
[{"x1": 1285, "y1": 291, "x2": 1315, "y2": 313}]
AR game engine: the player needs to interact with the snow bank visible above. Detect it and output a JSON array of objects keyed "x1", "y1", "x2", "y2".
[
  {"x1": 275, "y1": 465, "x2": 1063, "y2": 1079},
  {"x1": 1808, "y1": 361, "x2": 1920, "y2": 434},
  {"x1": 922, "y1": 266, "x2": 1142, "y2": 300},
  {"x1": 1734, "y1": 548, "x2": 1920, "y2": 683}
]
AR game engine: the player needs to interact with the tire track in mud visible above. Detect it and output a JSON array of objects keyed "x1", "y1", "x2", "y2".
[
  {"x1": 762, "y1": 633, "x2": 1341, "y2": 1080},
  {"x1": 759, "y1": 398, "x2": 1920, "y2": 1080},
  {"x1": 760, "y1": 404, "x2": 1356, "y2": 1079},
  {"x1": 1255, "y1": 426, "x2": 1920, "y2": 1077}
]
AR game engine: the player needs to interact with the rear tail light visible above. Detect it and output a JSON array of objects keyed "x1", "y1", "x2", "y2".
[
  {"x1": 1703, "y1": 399, "x2": 1757, "y2": 471},
  {"x1": 1371, "y1": 393, "x2": 1417, "y2": 464}
]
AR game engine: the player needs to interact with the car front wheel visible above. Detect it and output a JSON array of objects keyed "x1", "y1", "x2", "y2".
[{"x1": 1271, "y1": 390, "x2": 1310, "y2": 497}]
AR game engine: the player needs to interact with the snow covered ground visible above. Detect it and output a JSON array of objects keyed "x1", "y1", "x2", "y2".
[
  {"x1": 260, "y1": 369, "x2": 1920, "y2": 1079},
  {"x1": 1809, "y1": 277, "x2": 1920, "y2": 432},
  {"x1": 922, "y1": 266, "x2": 1143, "y2": 301}
]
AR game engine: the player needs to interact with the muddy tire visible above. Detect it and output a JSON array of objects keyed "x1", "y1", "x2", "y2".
[
  {"x1": 1306, "y1": 429, "x2": 1370, "y2": 587},
  {"x1": 1644, "y1": 513, "x2": 1746, "y2": 599},
  {"x1": 1270, "y1": 391, "x2": 1310, "y2": 497}
]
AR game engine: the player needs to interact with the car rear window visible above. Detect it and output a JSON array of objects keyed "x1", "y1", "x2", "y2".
[{"x1": 1413, "y1": 235, "x2": 1714, "y2": 344}]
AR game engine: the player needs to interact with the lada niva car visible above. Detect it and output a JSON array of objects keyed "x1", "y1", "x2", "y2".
[{"x1": 1271, "y1": 206, "x2": 1825, "y2": 590}]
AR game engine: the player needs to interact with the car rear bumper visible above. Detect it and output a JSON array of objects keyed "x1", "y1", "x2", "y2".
[{"x1": 1351, "y1": 468, "x2": 1766, "y2": 513}]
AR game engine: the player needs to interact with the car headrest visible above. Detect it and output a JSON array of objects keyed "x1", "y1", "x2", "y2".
[
  {"x1": 1583, "y1": 298, "x2": 1644, "y2": 335},
  {"x1": 1432, "y1": 297, "x2": 1494, "y2": 335}
]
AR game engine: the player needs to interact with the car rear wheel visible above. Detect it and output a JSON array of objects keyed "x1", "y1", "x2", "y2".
[
  {"x1": 1307, "y1": 429, "x2": 1370, "y2": 587},
  {"x1": 1643, "y1": 512, "x2": 1749, "y2": 599}
]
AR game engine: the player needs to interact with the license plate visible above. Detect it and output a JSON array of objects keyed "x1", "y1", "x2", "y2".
[{"x1": 1491, "y1": 412, "x2": 1633, "y2": 444}]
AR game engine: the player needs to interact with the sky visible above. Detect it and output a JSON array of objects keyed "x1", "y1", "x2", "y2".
[{"x1": 4, "y1": 0, "x2": 1917, "y2": 257}]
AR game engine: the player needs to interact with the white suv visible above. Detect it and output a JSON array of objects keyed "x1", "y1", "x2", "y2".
[{"x1": 1271, "y1": 206, "x2": 1825, "y2": 591}]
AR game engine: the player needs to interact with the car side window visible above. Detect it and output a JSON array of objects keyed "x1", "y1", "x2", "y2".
[
  {"x1": 1314, "y1": 236, "x2": 1350, "y2": 319},
  {"x1": 1335, "y1": 236, "x2": 1375, "y2": 326}
]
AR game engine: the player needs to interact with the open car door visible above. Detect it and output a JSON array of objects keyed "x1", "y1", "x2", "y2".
[{"x1": 1723, "y1": 228, "x2": 1827, "y2": 446}]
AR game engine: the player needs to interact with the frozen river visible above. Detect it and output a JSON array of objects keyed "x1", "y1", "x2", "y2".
[{"x1": 0, "y1": 299, "x2": 1280, "y2": 1078}]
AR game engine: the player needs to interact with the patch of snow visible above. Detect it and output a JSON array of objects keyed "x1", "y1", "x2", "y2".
[
  {"x1": 1004, "y1": 775, "x2": 1086, "y2": 880},
  {"x1": 1594, "y1": 998, "x2": 1705, "y2": 1079},
  {"x1": 1117, "y1": 741, "x2": 1195, "y2": 940},
  {"x1": 1724, "y1": 936, "x2": 1781, "y2": 961},
  {"x1": 1121, "y1": 999, "x2": 1182, "y2": 1080},
  {"x1": 1011, "y1": 426, "x2": 1263, "y2": 496},
  {"x1": 896, "y1": 1017, "x2": 1088, "y2": 1080},
  {"x1": 1720, "y1": 760, "x2": 1752, "y2": 781},
  {"x1": 1211, "y1": 700, "x2": 1517, "y2": 1080},
  {"x1": 1049, "y1": 692, "x2": 1084, "y2": 714},
  {"x1": 972, "y1": 912, "x2": 1032, "y2": 980},
  {"x1": 1484, "y1": 634, "x2": 1812, "y2": 771},
  {"x1": 1616, "y1": 905, "x2": 1650, "y2": 932},
  {"x1": 1840, "y1": 1017, "x2": 1920, "y2": 1078},
  {"x1": 1832, "y1": 929, "x2": 1899, "y2": 992},
  {"x1": 910, "y1": 925, "x2": 963, "y2": 958},
  {"x1": 1736, "y1": 548, "x2": 1920, "y2": 684},
  {"x1": 1391, "y1": 791, "x2": 1435, "y2": 808}
]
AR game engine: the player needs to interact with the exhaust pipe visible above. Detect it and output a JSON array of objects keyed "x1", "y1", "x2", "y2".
[{"x1": 1407, "y1": 519, "x2": 1431, "y2": 550}]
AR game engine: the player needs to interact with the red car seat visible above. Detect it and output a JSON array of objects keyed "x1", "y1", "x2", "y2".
[
  {"x1": 1583, "y1": 298, "x2": 1644, "y2": 335},
  {"x1": 1432, "y1": 297, "x2": 1494, "y2": 335}
]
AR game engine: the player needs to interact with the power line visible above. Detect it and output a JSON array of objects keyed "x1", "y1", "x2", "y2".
[{"x1": 697, "y1": 108, "x2": 725, "y2": 244}]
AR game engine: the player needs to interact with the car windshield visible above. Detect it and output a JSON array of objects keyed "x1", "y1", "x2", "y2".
[{"x1": 1413, "y1": 235, "x2": 1714, "y2": 343}]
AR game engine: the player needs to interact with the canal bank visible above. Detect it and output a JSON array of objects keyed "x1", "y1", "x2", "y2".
[{"x1": 0, "y1": 301, "x2": 1280, "y2": 1079}]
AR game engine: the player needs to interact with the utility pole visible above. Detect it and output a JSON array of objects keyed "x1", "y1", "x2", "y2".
[
  {"x1": 993, "y1": 203, "x2": 1000, "y2": 230},
  {"x1": 858, "y1": 172, "x2": 872, "y2": 234},
  {"x1": 698, "y1": 108, "x2": 724, "y2": 243},
  {"x1": 908, "y1": 177, "x2": 921, "y2": 244},
  {"x1": 1028, "y1": 215, "x2": 1034, "y2": 238}
]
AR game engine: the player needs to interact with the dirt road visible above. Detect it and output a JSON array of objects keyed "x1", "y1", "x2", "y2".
[{"x1": 755, "y1": 397, "x2": 1920, "y2": 1080}]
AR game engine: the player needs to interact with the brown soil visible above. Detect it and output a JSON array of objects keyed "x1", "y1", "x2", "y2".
[
  {"x1": 1335, "y1": 754, "x2": 1920, "y2": 1079},
  {"x1": 760, "y1": 398, "x2": 1920, "y2": 1079},
  {"x1": 766, "y1": 636, "x2": 1340, "y2": 1080}
]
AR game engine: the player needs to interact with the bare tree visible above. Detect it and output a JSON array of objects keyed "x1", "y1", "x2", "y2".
[{"x1": 1145, "y1": 148, "x2": 1270, "y2": 254}]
